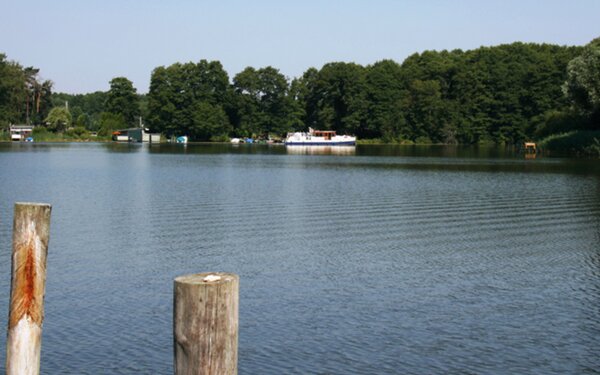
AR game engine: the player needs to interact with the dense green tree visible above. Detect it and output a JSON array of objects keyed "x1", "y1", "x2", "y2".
[
  {"x1": 147, "y1": 60, "x2": 232, "y2": 139},
  {"x1": 75, "y1": 113, "x2": 89, "y2": 128},
  {"x1": 292, "y1": 67, "x2": 319, "y2": 129},
  {"x1": 28, "y1": 77, "x2": 53, "y2": 125},
  {"x1": 4, "y1": 40, "x2": 595, "y2": 145},
  {"x1": 138, "y1": 94, "x2": 149, "y2": 122},
  {"x1": 232, "y1": 67, "x2": 264, "y2": 136},
  {"x1": 147, "y1": 66, "x2": 175, "y2": 135},
  {"x1": 98, "y1": 112, "x2": 125, "y2": 136},
  {"x1": 305, "y1": 62, "x2": 368, "y2": 136},
  {"x1": 190, "y1": 102, "x2": 231, "y2": 141},
  {"x1": 401, "y1": 80, "x2": 446, "y2": 143},
  {"x1": 256, "y1": 67, "x2": 295, "y2": 135},
  {"x1": 15, "y1": 66, "x2": 54, "y2": 125},
  {"x1": 0, "y1": 54, "x2": 25, "y2": 127},
  {"x1": 287, "y1": 77, "x2": 307, "y2": 131},
  {"x1": 0, "y1": 54, "x2": 53, "y2": 127},
  {"x1": 233, "y1": 66, "x2": 298, "y2": 137},
  {"x1": 364, "y1": 60, "x2": 406, "y2": 140},
  {"x1": 563, "y1": 40, "x2": 600, "y2": 124},
  {"x1": 51, "y1": 91, "x2": 108, "y2": 130},
  {"x1": 106, "y1": 77, "x2": 139, "y2": 125},
  {"x1": 44, "y1": 106, "x2": 72, "y2": 132},
  {"x1": 46, "y1": 42, "x2": 589, "y2": 143},
  {"x1": 70, "y1": 106, "x2": 84, "y2": 125}
]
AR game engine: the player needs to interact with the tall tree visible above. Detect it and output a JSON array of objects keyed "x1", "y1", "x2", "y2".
[
  {"x1": 106, "y1": 77, "x2": 139, "y2": 126},
  {"x1": 563, "y1": 39, "x2": 600, "y2": 125},
  {"x1": 0, "y1": 54, "x2": 26, "y2": 127},
  {"x1": 98, "y1": 112, "x2": 125, "y2": 136},
  {"x1": 23, "y1": 67, "x2": 40, "y2": 124},
  {"x1": 307, "y1": 62, "x2": 367, "y2": 136},
  {"x1": 140, "y1": 41, "x2": 590, "y2": 143},
  {"x1": 35, "y1": 80, "x2": 53, "y2": 123},
  {"x1": 147, "y1": 60, "x2": 232, "y2": 139},
  {"x1": 402, "y1": 80, "x2": 445, "y2": 142},
  {"x1": 190, "y1": 102, "x2": 231, "y2": 141},
  {"x1": 233, "y1": 66, "x2": 297, "y2": 137},
  {"x1": 365, "y1": 60, "x2": 405, "y2": 140},
  {"x1": 291, "y1": 67, "x2": 318, "y2": 128},
  {"x1": 52, "y1": 91, "x2": 108, "y2": 130}
]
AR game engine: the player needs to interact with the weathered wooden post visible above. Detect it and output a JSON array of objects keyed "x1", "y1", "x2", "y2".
[
  {"x1": 174, "y1": 272, "x2": 239, "y2": 375},
  {"x1": 6, "y1": 202, "x2": 52, "y2": 375}
]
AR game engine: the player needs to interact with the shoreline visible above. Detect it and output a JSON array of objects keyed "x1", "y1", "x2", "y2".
[{"x1": 2, "y1": 132, "x2": 598, "y2": 158}]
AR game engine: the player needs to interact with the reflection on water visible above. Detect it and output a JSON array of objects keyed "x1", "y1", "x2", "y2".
[
  {"x1": 0, "y1": 142, "x2": 599, "y2": 374},
  {"x1": 285, "y1": 145, "x2": 356, "y2": 155}
]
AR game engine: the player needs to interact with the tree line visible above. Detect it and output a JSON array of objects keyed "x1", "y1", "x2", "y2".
[
  {"x1": 1, "y1": 39, "x2": 599, "y2": 144},
  {"x1": 0, "y1": 54, "x2": 53, "y2": 128}
]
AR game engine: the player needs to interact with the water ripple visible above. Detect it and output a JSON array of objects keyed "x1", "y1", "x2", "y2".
[{"x1": 0, "y1": 144, "x2": 598, "y2": 374}]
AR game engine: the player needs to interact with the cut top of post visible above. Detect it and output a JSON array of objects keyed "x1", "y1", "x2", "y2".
[
  {"x1": 175, "y1": 272, "x2": 238, "y2": 285},
  {"x1": 15, "y1": 202, "x2": 52, "y2": 208}
]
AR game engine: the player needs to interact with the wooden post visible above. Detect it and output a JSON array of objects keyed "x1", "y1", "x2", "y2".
[
  {"x1": 6, "y1": 202, "x2": 52, "y2": 375},
  {"x1": 174, "y1": 272, "x2": 239, "y2": 375}
]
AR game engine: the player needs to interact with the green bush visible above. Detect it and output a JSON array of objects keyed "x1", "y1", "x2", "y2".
[
  {"x1": 31, "y1": 126, "x2": 59, "y2": 141},
  {"x1": 539, "y1": 130, "x2": 600, "y2": 157},
  {"x1": 414, "y1": 136, "x2": 433, "y2": 144},
  {"x1": 357, "y1": 138, "x2": 385, "y2": 145},
  {"x1": 535, "y1": 110, "x2": 589, "y2": 139},
  {"x1": 209, "y1": 134, "x2": 230, "y2": 142},
  {"x1": 65, "y1": 126, "x2": 90, "y2": 139}
]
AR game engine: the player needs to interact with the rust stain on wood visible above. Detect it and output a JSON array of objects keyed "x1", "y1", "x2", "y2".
[{"x1": 9, "y1": 225, "x2": 45, "y2": 328}]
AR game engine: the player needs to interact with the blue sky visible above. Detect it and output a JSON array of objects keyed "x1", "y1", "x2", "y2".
[{"x1": 1, "y1": 0, "x2": 599, "y2": 94}]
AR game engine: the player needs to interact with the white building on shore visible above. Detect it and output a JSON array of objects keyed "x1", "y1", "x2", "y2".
[{"x1": 9, "y1": 124, "x2": 35, "y2": 141}]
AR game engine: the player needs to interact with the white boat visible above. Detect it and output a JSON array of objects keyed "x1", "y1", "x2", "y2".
[{"x1": 285, "y1": 128, "x2": 356, "y2": 146}]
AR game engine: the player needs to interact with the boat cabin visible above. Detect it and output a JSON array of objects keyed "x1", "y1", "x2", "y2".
[
  {"x1": 524, "y1": 142, "x2": 537, "y2": 153},
  {"x1": 311, "y1": 129, "x2": 336, "y2": 140}
]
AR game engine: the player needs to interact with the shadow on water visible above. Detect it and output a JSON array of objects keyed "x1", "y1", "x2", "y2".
[
  {"x1": 142, "y1": 143, "x2": 600, "y2": 176},
  {"x1": 0, "y1": 141, "x2": 145, "y2": 153},
  {"x1": 142, "y1": 143, "x2": 525, "y2": 157},
  {"x1": 2, "y1": 141, "x2": 597, "y2": 175}
]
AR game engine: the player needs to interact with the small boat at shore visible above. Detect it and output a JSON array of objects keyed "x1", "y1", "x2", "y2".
[{"x1": 285, "y1": 128, "x2": 356, "y2": 146}]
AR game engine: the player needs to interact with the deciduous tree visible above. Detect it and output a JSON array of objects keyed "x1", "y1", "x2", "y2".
[
  {"x1": 44, "y1": 106, "x2": 72, "y2": 132},
  {"x1": 106, "y1": 77, "x2": 139, "y2": 125},
  {"x1": 563, "y1": 39, "x2": 600, "y2": 123}
]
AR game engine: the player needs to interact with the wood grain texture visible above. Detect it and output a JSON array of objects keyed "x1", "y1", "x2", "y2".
[
  {"x1": 6, "y1": 203, "x2": 51, "y2": 375},
  {"x1": 174, "y1": 272, "x2": 239, "y2": 375}
]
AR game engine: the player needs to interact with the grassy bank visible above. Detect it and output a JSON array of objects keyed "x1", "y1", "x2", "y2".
[
  {"x1": 0, "y1": 128, "x2": 111, "y2": 142},
  {"x1": 3, "y1": 128, "x2": 599, "y2": 158},
  {"x1": 356, "y1": 137, "x2": 448, "y2": 145},
  {"x1": 539, "y1": 130, "x2": 600, "y2": 157}
]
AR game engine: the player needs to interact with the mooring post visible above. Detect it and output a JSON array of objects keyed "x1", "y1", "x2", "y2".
[
  {"x1": 174, "y1": 272, "x2": 239, "y2": 375},
  {"x1": 6, "y1": 202, "x2": 52, "y2": 375}
]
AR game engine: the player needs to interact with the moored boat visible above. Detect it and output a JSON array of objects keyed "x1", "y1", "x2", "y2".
[{"x1": 285, "y1": 128, "x2": 356, "y2": 146}]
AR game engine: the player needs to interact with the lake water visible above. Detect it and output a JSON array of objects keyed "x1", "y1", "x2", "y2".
[{"x1": 0, "y1": 142, "x2": 598, "y2": 374}]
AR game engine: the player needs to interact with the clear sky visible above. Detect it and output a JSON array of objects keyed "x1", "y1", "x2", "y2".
[{"x1": 1, "y1": 0, "x2": 599, "y2": 94}]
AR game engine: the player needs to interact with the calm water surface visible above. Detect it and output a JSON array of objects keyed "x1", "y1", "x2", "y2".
[{"x1": 0, "y1": 143, "x2": 598, "y2": 374}]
